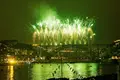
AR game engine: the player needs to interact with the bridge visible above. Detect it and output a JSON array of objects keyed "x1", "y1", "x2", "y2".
[
  {"x1": 1, "y1": 39, "x2": 119, "y2": 62},
  {"x1": 33, "y1": 44, "x2": 113, "y2": 62}
]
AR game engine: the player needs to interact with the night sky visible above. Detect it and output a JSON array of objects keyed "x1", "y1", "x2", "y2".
[{"x1": 0, "y1": 0, "x2": 120, "y2": 44}]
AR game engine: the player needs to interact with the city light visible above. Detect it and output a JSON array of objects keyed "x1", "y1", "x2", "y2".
[{"x1": 8, "y1": 58, "x2": 17, "y2": 64}]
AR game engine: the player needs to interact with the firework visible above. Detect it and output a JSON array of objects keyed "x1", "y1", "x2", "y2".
[{"x1": 32, "y1": 16, "x2": 95, "y2": 45}]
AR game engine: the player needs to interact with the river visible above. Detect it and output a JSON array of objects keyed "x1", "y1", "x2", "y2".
[{"x1": 0, "y1": 63, "x2": 117, "y2": 80}]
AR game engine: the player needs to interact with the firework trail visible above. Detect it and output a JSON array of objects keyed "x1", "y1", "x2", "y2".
[
  {"x1": 32, "y1": 16, "x2": 95, "y2": 45},
  {"x1": 32, "y1": 5, "x2": 95, "y2": 45}
]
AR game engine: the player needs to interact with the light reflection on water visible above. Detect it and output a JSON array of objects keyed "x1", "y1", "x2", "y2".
[
  {"x1": 0, "y1": 63, "x2": 117, "y2": 80},
  {"x1": 31, "y1": 63, "x2": 98, "y2": 80},
  {"x1": 7, "y1": 66, "x2": 14, "y2": 80}
]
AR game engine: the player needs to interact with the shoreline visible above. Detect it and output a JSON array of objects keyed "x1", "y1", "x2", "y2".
[{"x1": 0, "y1": 60, "x2": 118, "y2": 66}]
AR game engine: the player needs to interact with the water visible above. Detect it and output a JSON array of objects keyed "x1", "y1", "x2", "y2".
[{"x1": 0, "y1": 63, "x2": 117, "y2": 80}]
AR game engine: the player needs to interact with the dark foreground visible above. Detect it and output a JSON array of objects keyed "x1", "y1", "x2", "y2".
[{"x1": 48, "y1": 73, "x2": 117, "y2": 80}]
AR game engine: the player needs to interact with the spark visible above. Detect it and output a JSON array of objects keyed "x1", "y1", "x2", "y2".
[{"x1": 32, "y1": 16, "x2": 95, "y2": 45}]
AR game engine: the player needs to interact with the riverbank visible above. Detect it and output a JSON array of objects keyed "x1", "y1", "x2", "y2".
[{"x1": 0, "y1": 59, "x2": 119, "y2": 65}]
